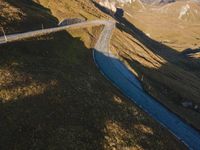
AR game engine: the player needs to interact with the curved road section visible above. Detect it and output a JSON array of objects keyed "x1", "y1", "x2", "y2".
[
  {"x1": 93, "y1": 21, "x2": 200, "y2": 150},
  {"x1": 0, "y1": 20, "x2": 200, "y2": 149}
]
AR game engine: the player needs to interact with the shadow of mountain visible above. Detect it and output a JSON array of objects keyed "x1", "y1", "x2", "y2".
[
  {"x1": 0, "y1": 0, "x2": 58, "y2": 35},
  {"x1": 0, "y1": 1, "x2": 187, "y2": 149},
  {"x1": 92, "y1": 1, "x2": 200, "y2": 130},
  {"x1": 7, "y1": 0, "x2": 51, "y2": 12},
  {"x1": 92, "y1": 0, "x2": 200, "y2": 69},
  {"x1": 180, "y1": 48, "x2": 200, "y2": 72},
  {"x1": 182, "y1": 48, "x2": 200, "y2": 55},
  {"x1": 116, "y1": 19, "x2": 200, "y2": 129},
  {"x1": 92, "y1": 0, "x2": 115, "y2": 16},
  {"x1": 0, "y1": 29, "x2": 185, "y2": 149}
]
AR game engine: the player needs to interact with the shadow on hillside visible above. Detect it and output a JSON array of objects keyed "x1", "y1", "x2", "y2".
[
  {"x1": 0, "y1": 0, "x2": 58, "y2": 36},
  {"x1": 115, "y1": 18, "x2": 200, "y2": 103},
  {"x1": 116, "y1": 17, "x2": 200, "y2": 130},
  {"x1": 115, "y1": 20, "x2": 200, "y2": 69},
  {"x1": 0, "y1": 25, "x2": 184, "y2": 149},
  {"x1": 0, "y1": 1, "x2": 191, "y2": 149},
  {"x1": 7, "y1": 0, "x2": 51, "y2": 12},
  {"x1": 93, "y1": 0, "x2": 200, "y2": 68},
  {"x1": 182, "y1": 48, "x2": 200, "y2": 55},
  {"x1": 92, "y1": 1, "x2": 200, "y2": 130},
  {"x1": 180, "y1": 48, "x2": 200, "y2": 74}
]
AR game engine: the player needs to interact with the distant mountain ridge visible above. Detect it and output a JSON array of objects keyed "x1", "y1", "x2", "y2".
[
  {"x1": 141, "y1": 0, "x2": 175, "y2": 5},
  {"x1": 95, "y1": 0, "x2": 200, "y2": 23},
  {"x1": 96, "y1": 0, "x2": 200, "y2": 5}
]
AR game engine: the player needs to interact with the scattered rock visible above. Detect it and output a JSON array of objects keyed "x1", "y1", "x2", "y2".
[
  {"x1": 194, "y1": 105, "x2": 199, "y2": 110},
  {"x1": 181, "y1": 101, "x2": 193, "y2": 108}
]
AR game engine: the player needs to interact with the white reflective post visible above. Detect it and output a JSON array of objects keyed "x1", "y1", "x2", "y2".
[{"x1": 1, "y1": 27, "x2": 7, "y2": 42}]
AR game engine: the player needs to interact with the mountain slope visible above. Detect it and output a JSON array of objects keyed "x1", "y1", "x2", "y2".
[
  {"x1": 0, "y1": 0, "x2": 58, "y2": 35},
  {"x1": 141, "y1": 0, "x2": 175, "y2": 5},
  {"x1": 0, "y1": 0, "x2": 186, "y2": 150},
  {"x1": 110, "y1": 0, "x2": 200, "y2": 131}
]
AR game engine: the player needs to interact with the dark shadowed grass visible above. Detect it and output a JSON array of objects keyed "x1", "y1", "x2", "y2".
[
  {"x1": 0, "y1": 0, "x2": 187, "y2": 149},
  {"x1": 92, "y1": 1, "x2": 200, "y2": 131},
  {"x1": 0, "y1": 27, "x2": 186, "y2": 149},
  {"x1": 0, "y1": 0, "x2": 58, "y2": 35}
]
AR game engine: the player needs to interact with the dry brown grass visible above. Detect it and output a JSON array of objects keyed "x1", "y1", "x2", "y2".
[
  {"x1": 124, "y1": 6, "x2": 200, "y2": 51},
  {"x1": 0, "y1": 0, "x2": 58, "y2": 35},
  {"x1": 111, "y1": 20, "x2": 200, "y2": 130},
  {"x1": 0, "y1": 0, "x2": 188, "y2": 149},
  {"x1": 38, "y1": 0, "x2": 109, "y2": 21}
]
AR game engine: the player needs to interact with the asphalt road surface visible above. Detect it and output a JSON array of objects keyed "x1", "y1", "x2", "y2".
[{"x1": 1, "y1": 20, "x2": 200, "y2": 150}]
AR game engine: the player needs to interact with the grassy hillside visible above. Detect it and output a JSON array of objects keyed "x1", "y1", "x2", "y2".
[
  {"x1": 0, "y1": 0, "x2": 186, "y2": 149},
  {"x1": 124, "y1": 1, "x2": 200, "y2": 51},
  {"x1": 0, "y1": 0, "x2": 58, "y2": 35},
  {"x1": 37, "y1": 0, "x2": 108, "y2": 20},
  {"x1": 112, "y1": 4, "x2": 200, "y2": 129}
]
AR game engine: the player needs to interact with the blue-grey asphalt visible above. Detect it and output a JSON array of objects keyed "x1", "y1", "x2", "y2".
[
  {"x1": 1, "y1": 20, "x2": 200, "y2": 149},
  {"x1": 93, "y1": 21, "x2": 200, "y2": 150}
]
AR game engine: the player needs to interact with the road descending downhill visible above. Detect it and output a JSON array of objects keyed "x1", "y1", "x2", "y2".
[{"x1": 0, "y1": 20, "x2": 200, "y2": 149}]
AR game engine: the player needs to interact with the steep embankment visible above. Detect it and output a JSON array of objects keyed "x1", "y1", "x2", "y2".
[
  {"x1": 111, "y1": 0, "x2": 200, "y2": 131},
  {"x1": 0, "y1": 0, "x2": 186, "y2": 150}
]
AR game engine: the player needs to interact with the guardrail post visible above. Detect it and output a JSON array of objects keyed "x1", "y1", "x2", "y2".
[{"x1": 1, "y1": 27, "x2": 7, "y2": 42}]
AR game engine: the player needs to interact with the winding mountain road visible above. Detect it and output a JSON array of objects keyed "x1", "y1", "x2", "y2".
[{"x1": 1, "y1": 20, "x2": 200, "y2": 150}]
